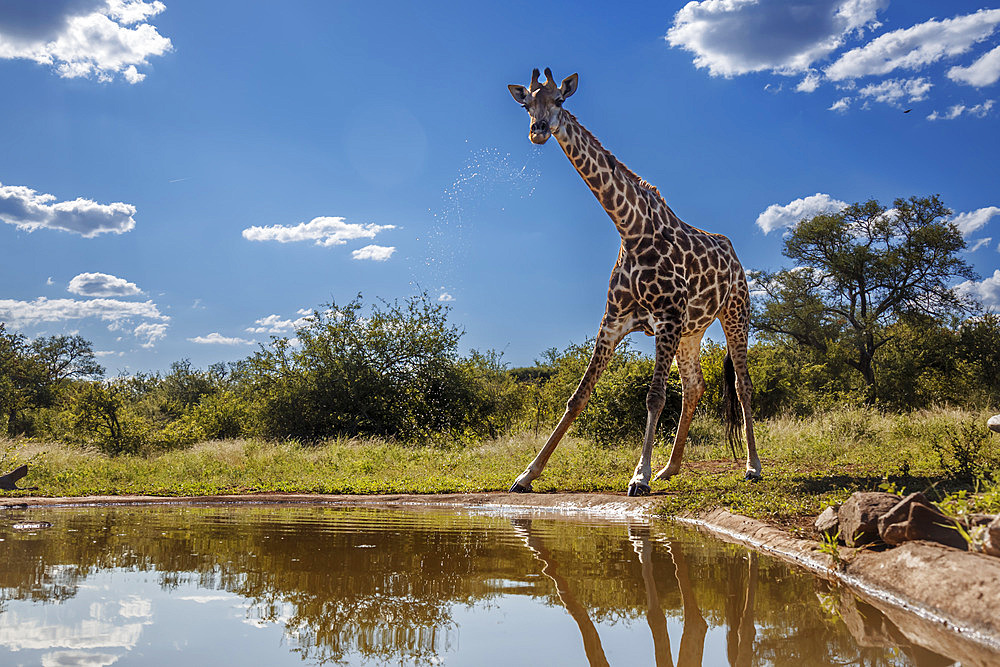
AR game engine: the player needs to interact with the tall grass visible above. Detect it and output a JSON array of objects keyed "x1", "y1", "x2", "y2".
[{"x1": 3, "y1": 406, "x2": 998, "y2": 523}]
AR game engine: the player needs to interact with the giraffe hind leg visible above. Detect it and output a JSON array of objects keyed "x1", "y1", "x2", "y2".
[{"x1": 720, "y1": 294, "x2": 761, "y2": 481}]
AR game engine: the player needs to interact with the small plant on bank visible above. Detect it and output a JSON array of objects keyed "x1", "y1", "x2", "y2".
[
  {"x1": 931, "y1": 420, "x2": 1000, "y2": 482},
  {"x1": 817, "y1": 529, "x2": 845, "y2": 569}
]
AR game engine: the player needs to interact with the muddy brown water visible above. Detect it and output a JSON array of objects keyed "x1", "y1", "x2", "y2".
[{"x1": 0, "y1": 504, "x2": 989, "y2": 666}]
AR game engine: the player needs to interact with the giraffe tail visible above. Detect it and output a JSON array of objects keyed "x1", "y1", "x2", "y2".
[{"x1": 722, "y1": 352, "x2": 743, "y2": 461}]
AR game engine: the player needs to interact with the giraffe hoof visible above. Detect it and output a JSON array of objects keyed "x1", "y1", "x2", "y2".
[
  {"x1": 627, "y1": 483, "x2": 651, "y2": 497},
  {"x1": 744, "y1": 470, "x2": 762, "y2": 483},
  {"x1": 509, "y1": 482, "x2": 532, "y2": 493}
]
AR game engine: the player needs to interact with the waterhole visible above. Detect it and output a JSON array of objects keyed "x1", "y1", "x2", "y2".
[{"x1": 0, "y1": 504, "x2": 990, "y2": 665}]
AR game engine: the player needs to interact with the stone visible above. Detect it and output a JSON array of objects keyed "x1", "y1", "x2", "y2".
[
  {"x1": 989, "y1": 414, "x2": 1000, "y2": 434},
  {"x1": 985, "y1": 516, "x2": 1000, "y2": 558},
  {"x1": 902, "y1": 502, "x2": 968, "y2": 551},
  {"x1": 877, "y1": 492, "x2": 928, "y2": 542},
  {"x1": 814, "y1": 505, "x2": 840, "y2": 540},
  {"x1": 839, "y1": 491, "x2": 901, "y2": 547},
  {"x1": 881, "y1": 522, "x2": 908, "y2": 546},
  {"x1": 0, "y1": 464, "x2": 33, "y2": 491},
  {"x1": 877, "y1": 492, "x2": 968, "y2": 550},
  {"x1": 989, "y1": 414, "x2": 1000, "y2": 433}
]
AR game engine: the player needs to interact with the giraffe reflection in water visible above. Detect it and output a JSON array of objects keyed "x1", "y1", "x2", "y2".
[{"x1": 513, "y1": 517, "x2": 753, "y2": 667}]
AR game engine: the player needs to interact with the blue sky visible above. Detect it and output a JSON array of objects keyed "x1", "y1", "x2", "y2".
[{"x1": 1, "y1": 0, "x2": 998, "y2": 374}]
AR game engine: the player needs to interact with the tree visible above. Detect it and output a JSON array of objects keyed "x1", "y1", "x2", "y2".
[
  {"x1": 0, "y1": 325, "x2": 103, "y2": 435},
  {"x1": 751, "y1": 195, "x2": 977, "y2": 402}
]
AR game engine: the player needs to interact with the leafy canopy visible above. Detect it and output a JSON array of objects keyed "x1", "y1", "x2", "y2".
[{"x1": 751, "y1": 195, "x2": 977, "y2": 398}]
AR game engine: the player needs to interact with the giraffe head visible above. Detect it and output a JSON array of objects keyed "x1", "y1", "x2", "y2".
[{"x1": 508, "y1": 67, "x2": 578, "y2": 145}]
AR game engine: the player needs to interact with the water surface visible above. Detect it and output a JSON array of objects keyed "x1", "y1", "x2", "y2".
[{"x1": 0, "y1": 504, "x2": 985, "y2": 665}]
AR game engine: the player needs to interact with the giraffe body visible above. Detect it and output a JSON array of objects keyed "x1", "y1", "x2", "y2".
[{"x1": 508, "y1": 69, "x2": 760, "y2": 495}]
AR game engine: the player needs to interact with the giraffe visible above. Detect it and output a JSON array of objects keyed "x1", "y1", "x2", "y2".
[{"x1": 507, "y1": 68, "x2": 760, "y2": 496}]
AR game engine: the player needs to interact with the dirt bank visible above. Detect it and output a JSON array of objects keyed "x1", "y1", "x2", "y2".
[{"x1": 4, "y1": 491, "x2": 999, "y2": 662}]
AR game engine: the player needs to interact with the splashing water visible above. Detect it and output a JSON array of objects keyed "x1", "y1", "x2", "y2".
[{"x1": 412, "y1": 147, "x2": 540, "y2": 302}]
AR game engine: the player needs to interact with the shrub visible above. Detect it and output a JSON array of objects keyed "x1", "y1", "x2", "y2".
[{"x1": 931, "y1": 419, "x2": 1000, "y2": 482}]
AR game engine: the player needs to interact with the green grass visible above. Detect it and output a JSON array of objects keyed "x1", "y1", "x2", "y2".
[{"x1": 2, "y1": 406, "x2": 999, "y2": 530}]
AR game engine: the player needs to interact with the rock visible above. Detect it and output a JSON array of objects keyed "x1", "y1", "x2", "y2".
[
  {"x1": 877, "y1": 492, "x2": 929, "y2": 541},
  {"x1": 815, "y1": 505, "x2": 840, "y2": 539},
  {"x1": 0, "y1": 464, "x2": 35, "y2": 491},
  {"x1": 985, "y1": 516, "x2": 1000, "y2": 558},
  {"x1": 877, "y1": 492, "x2": 967, "y2": 550},
  {"x1": 989, "y1": 414, "x2": 1000, "y2": 434},
  {"x1": 839, "y1": 492, "x2": 901, "y2": 547},
  {"x1": 902, "y1": 502, "x2": 968, "y2": 550}
]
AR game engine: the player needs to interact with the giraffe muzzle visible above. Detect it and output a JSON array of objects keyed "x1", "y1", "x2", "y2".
[{"x1": 529, "y1": 120, "x2": 551, "y2": 144}]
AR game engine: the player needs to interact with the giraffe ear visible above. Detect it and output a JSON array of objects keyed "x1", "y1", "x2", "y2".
[
  {"x1": 508, "y1": 84, "x2": 528, "y2": 104},
  {"x1": 559, "y1": 73, "x2": 578, "y2": 100}
]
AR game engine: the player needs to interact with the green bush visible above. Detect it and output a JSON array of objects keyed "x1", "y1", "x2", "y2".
[
  {"x1": 931, "y1": 419, "x2": 1000, "y2": 482},
  {"x1": 240, "y1": 293, "x2": 512, "y2": 442},
  {"x1": 517, "y1": 339, "x2": 682, "y2": 447},
  {"x1": 69, "y1": 380, "x2": 149, "y2": 455},
  {"x1": 182, "y1": 390, "x2": 252, "y2": 440},
  {"x1": 577, "y1": 355, "x2": 682, "y2": 447}
]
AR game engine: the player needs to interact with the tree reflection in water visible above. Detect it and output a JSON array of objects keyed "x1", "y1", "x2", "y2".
[{"x1": 0, "y1": 505, "x2": 992, "y2": 666}]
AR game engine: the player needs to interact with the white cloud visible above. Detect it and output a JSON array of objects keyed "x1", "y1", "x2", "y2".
[
  {"x1": 948, "y1": 43, "x2": 1000, "y2": 87},
  {"x1": 756, "y1": 193, "x2": 847, "y2": 234},
  {"x1": 133, "y1": 322, "x2": 166, "y2": 347},
  {"x1": 666, "y1": 0, "x2": 886, "y2": 77},
  {"x1": 438, "y1": 292, "x2": 454, "y2": 302},
  {"x1": 188, "y1": 332, "x2": 254, "y2": 345},
  {"x1": 856, "y1": 77, "x2": 932, "y2": 106},
  {"x1": 242, "y1": 216, "x2": 394, "y2": 248},
  {"x1": 107, "y1": 0, "x2": 166, "y2": 25},
  {"x1": 68, "y1": 272, "x2": 143, "y2": 297},
  {"x1": 829, "y1": 96, "x2": 852, "y2": 112},
  {"x1": 245, "y1": 311, "x2": 310, "y2": 335},
  {"x1": 952, "y1": 206, "x2": 1000, "y2": 236},
  {"x1": 351, "y1": 244, "x2": 395, "y2": 261},
  {"x1": 0, "y1": 1, "x2": 171, "y2": 83},
  {"x1": 825, "y1": 9, "x2": 1000, "y2": 81},
  {"x1": 956, "y1": 269, "x2": 1000, "y2": 309},
  {"x1": 0, "y1": 297, "x2": 166, "y2": 327},
  {"x1": 0, "y1": 181, "x2": 136, "y2": 236},
  {"x1": 927, "y1": 99, "x2": 994, "y2": 120},
  {"x1": 969, "y1": 237, "x2": 993, "y2": 252},
  {"x1": 796, "y1": 71, "x2": 822, "y2": 93},
  {"x1": 41, "y1": 650, "x2": 121, "y2": 667}
]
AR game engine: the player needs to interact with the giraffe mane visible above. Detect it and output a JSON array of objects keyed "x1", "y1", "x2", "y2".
[{"x1": 563, "y1": 111, "x2": 662, "y2": 200}]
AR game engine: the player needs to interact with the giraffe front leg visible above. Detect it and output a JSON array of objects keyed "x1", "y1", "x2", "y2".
[
  {"x1": 628, "y1": 322, "x2": 680, "y2": 497},
  {"x1": 511, "y1": 319, "x2": 629, "y2": 493},
  {"x1": 653, "y1": 335, "x2": 706, "y2": 481}
]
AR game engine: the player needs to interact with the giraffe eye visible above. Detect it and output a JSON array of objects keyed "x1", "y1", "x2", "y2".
[{"x1": 554, "y1": 99, "x2": 563, "y2": 107}]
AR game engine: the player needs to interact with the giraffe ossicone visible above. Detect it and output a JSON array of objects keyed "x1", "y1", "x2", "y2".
[{"x1": 507, "y1": 68, "x2": 761, "y2": 496}]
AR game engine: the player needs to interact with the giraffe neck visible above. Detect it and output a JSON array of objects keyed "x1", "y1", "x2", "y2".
[{"x1": 553, "y1": 110, "x2": 668, "y2": 241}]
